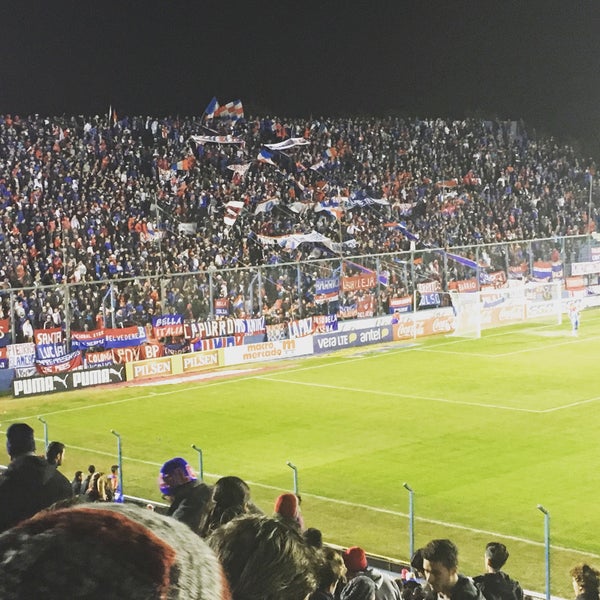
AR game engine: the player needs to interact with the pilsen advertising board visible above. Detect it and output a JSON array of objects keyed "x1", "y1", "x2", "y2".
[
  {"x1": 126, "y1": 349, "x2": 221, "y2": 382},
  {"x1": 13, "y1": 365, "x2": 125, "y2": 398}
]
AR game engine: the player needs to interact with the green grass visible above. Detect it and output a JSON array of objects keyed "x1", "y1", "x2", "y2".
[{"x1": 2, "y1": 311, "x2": 599, "y2": 597}]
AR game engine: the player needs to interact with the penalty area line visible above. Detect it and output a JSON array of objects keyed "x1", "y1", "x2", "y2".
[{"x1": 256, "y1": 376, "x2": 540, "y2": 413}]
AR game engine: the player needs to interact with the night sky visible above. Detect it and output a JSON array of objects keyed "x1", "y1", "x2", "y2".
[{"x1": 1, "y1": 1, "x2": 599, "y2": 155}]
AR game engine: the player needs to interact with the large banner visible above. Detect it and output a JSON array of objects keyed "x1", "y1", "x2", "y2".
[
  {"x1": 34, "y1": 328, "x2": 65, "y2": 360},
  {"x1": 341, "y1": 273, "x2": 376, "y2": 292},
  {"x1": 389, "y1": 296, "x2": 412, "y2": 314},
  {"x1": 8, "y1": 342, "x2": 36, "y2": 372},
  {"x1": 36, "y1": 350, "x2": 82, "y2": 375},
  {"x1": 288, "y1": 317, "x2": 314, "y2": 339},
  {"x1": 314, "y1": 277, "x2": 340, "y2": 304},
  {"x1": 71, "y1": 329, "x2": 107, "y2": 350},
  {"x1": 192, "y1": 335, "x2": 243, "y2": 352},
  {"x1": 152, "y1": 314, "x2": 184, "y2": 338},
  {"x1": 104, "y1": 326, "x2": 147, "y2": 349},
  {"x1": 313, "y1": 314, "x2": 338, "y2": 332},
  {"x1": 185, "y1": 317, "x2": 266, "y2": 340}
]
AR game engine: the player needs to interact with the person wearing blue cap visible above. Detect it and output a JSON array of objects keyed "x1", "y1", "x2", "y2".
[{"x1": 158, "y1": 457, "x2": 211, "y2": 534}]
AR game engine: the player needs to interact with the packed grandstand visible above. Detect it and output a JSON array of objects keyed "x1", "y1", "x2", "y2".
[
  {"x1": 0, "y1": 106, "x2": 598, "y2": 390},
  {"x1": 1, "y1": 105, "x2": 600, "y2": 599}
]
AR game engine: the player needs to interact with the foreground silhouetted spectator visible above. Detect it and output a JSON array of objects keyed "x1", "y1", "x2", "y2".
[
  {"x1": 570, "y1": 563, "x2": 600, "y2": 600},
  {"x1": 343, "y1": 545, "x2": 402, "y2": 600},
  {"x1": 159, "y1": 457, "x2": 211, "y2": 534},
  {"x1": 0, "y1": 423, "x2": 72, "y2": 533},
  {"x1": 0, "y1": 503, "x2": 232, "y2": 599},
  {"x1": 304, "y1": 526, "x2": 324, "y2": 549},
  {"x1": 310, "y1": 546, "x2": 347, "y2": 599},
  {"x1": 199, "y1": 475, "x2": 258, "y2": 537},
  {"x1": 207, "y1": 513, "x2": 319, "y2": 600},
  {"x1": 341, "y1": 574, "x2": 377, "y2": 600},
  {"x1": 422, "y1": 539, "x2": 484, "y2": 600},
  {"x1": 473, "y1": 542, "x2": 523, "y2": 600}
]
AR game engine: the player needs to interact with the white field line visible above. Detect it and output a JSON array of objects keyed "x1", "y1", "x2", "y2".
[
  {"x1": 540, "y1": 395, "x2": 600, "y2": 413},
  {"x1": 28, "y1": 442, "x2": 599, "y2": 560},
  {"x1": 255, "y1": 377, "x2": 541, "y2": 413}
]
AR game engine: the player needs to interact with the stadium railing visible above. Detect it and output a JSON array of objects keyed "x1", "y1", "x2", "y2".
[{"x1": 1, "y1": 234, "x2": 598, "y2": 347}]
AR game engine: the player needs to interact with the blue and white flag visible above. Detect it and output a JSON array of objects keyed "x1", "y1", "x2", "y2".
[
  {"x1": 204, "y1": 97, "x2": 219, "y2": 119},
  {"x1": 257, "y1": 148, "x2": 277, "y2": 166}
]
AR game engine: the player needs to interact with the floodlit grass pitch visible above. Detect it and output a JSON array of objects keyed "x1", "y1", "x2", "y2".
[{"x1": 2, "y1": 310, "x2": 600, "y2": 597}]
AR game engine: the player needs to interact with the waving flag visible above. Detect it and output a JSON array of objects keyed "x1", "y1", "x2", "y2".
[
  {"x1": 227, "y1": 163, "x2": 252, "y2": 178},
  {"x1": 257, "y1": 148, "x2": 277, "y2": 166},
  {"x1": 254, "y1": 197, "x2": 280, "y2": 215},
  {"x1": 346, "y1": 190, "x2": 389, "y2": 209},
  {"x1": 224, "y1": 200, "x2": 245, "y2": 226},
  {"x1": 215, "y1": 100, "x2": 244, "y2": 120},
  {"x1": 264, "y1": 138, "x2": 310, "y2": 150},
  {"x1": 171, "y1": 156, "x2": 196, "y2": 171},
  {"x1": 191, "y1": 134, "x2": 245, "y2": 145},
  {"x1": 204, "y1": 97, "x2": 219, "y2": 119}
]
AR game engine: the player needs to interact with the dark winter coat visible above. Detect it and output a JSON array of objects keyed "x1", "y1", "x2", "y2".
[
  {"x1": 473, "y1": 571, "x2": 524, "y2": 600},
  {"x1": 0, "y1": 454, "x2": 73, "y2": 532}
]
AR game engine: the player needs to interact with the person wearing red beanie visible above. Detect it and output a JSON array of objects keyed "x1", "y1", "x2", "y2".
[
  {"x1": 342, "y1": 545, "x2": 401, "y2": 600},
  {"x1": 273, "y1": 492, "x2": 304, "y2": 530}
]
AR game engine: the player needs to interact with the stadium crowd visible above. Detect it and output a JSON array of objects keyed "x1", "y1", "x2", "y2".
[
  {"x1": 0, "y1": 109, "x2": 596, "y2": 338},
  {"x1": 1, "y1": 423, "x2": 598, "y2": 599}
]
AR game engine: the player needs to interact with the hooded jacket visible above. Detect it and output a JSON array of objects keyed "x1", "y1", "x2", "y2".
[
  {"x1": 473, "y1": 571, "x2": 524, "y2": 600},
  {"x1": 355, "y1": 567, "x2": 402, "y2": 600},
  {"x1": 167, "y1": 479, "x2": 212, "y2": 533},
  {"x1": 0, "y1": 454, "x2": 73, "y2": 532}
]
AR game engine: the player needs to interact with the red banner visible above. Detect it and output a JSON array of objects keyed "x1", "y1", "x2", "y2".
[{"x1": 341, "y1": 274, "x2": 376, "y2": 292}]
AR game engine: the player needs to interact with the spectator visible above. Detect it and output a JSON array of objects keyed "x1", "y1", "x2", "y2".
[
  {"x1": 199, "y1": 475, "x2": 257, "y2": 538},
  {"x1": 274, "y1": 492, "x2": 304, "y2": 530},
  {"x1": 310, "y1": 546, "x2": 347, "y2": 599},
  {"x1": 340, "y1": 575, "x2": 377, "y2": 600},
  {"x1": 207, "y1": 513, "x2": 319, "y2": 600},
  {"x1": 159, "y1": 457, "x2": 211, "y2": 534},
  {"x1": 343, "y1": 545, "x2": 402, "y2": 600},
  {"x1": 0, "y1": 423, "x2": 72, "y2": 532},
  {"x1": 71, "y1": 470, "x2": 83, "y2": 495},
  {"x1": 81, "y1": 464, "x2": 95, "y2": 495},
  {"x1": 85, "y1": 471, "x2": 113, "y2": 502},
  {"x1": 473, "y1": 542, "x2": 523, "y2": 600},
  {"x1": 45, "y1": 441, "x2": 66, "y2": 468},
  {"x1": 0, "y1": 503, "x2": 232, "y2": 599},
  {"x1": 570, "y1": 564, "x2": 600, "y2": 600},
  {"x1": 108, "y1": 464, "x2": 121, "y2": 501},
  {"x1": 422, "y1": 539, "x2": 484, "y2": 600},
  {"x1": 304, "y1": 527, "x2": 324, "y2": 549}
]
